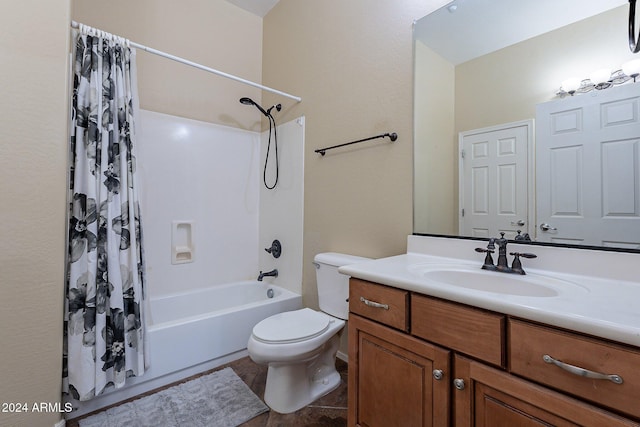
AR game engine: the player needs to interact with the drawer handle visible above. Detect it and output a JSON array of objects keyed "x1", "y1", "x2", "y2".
[
  {"x1": 359, "y1": 296, "x2": 389, "y2": 310},
  {"x1": 542, "y1": 354, "x2": 623, "y2": 385}
]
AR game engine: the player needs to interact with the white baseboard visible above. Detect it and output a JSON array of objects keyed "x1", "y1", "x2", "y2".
[
  {"x1": 54, "y1": 419, "x2": 66, "y2": 427},
  {"x1": 337, "y1": 350, "x2": 348, "y2": 363}
]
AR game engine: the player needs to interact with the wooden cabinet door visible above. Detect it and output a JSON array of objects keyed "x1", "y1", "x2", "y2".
[
  {"x1": 348, "y1": 314, "x2": 450, "y2": 427},
  {"x1": 454, "y1": 355, "x2": 639, "y2": 427}
]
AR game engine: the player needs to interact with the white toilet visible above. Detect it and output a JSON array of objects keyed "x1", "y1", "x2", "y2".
[{"x1": 247, "y1": 252, "x2": 370, "y2": 414}]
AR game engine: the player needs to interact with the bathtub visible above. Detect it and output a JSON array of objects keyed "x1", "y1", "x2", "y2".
[{"x1": 69, "y1": 281, "x2": 302, "y2": 418}]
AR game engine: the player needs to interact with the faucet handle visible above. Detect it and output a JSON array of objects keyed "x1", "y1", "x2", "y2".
[
  {"x1": 510, "y1": 252, "x2": 537, "y2": 259},
  {"x1": 475, "y1": 247, "x2": 496, "y2": 270},
  {"x1": 264, "y1": 239, "x2": 282, "y2": 258},
  {"x1": 509, "y1": 252, "x2": 537, "y2": 275},
  {"x1": 475, "y1": 247, "x2": 494, "y2": 254}
]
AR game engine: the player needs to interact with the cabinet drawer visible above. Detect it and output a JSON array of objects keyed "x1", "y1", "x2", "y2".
[
  {"x1": 349, "y1": 279, "x2": 408, "y2": 331},
  {"x1": 510, "y1": 319, "x2": 640, "y2": 419},
  {"x1": 411, "y1": 294, "x2": 505, "y2": 367}
]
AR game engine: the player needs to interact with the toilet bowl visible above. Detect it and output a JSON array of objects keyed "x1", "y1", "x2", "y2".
[{"x1": 247, "y1": 252, "x2": 371, "y2": 414}]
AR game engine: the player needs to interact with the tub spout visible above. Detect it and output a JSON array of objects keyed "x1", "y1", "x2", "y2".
[{"x1": 258, "y1": 269, "x2": 278, "y2": 281}]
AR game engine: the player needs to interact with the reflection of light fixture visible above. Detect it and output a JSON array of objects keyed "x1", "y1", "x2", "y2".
[
  {"x1": 557, "y1": 64, "x2": 640, "y2": 97},
  {"x1": 447, "y1": 3, "x2": 458, "y2": 13},
  {"x1": 561, "y1": 78, "x2": 581, "y2": 95},
  {"x1": 590, "y1": 68, "x2": 612, "y2": 89},
  {"x1": 622, "y1": 59, "x2": 640, "y2": 81}
]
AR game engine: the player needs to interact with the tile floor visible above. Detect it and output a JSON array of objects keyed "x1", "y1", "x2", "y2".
[{"x1": 67, "y1": 356, "x2": 348, "y2": 427}]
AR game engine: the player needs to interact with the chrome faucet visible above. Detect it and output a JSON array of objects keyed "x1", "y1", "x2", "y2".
[
  {"x1": 257, "y1": 269, "x2": 278, "y2": 281},
  {"x1": 475, "y1": 233, "x2": 537, "y2": 275}
]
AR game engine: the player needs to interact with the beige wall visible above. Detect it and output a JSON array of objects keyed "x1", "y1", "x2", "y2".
[
  {"x1": 262, "y1": 0, "x2": 446, "y2": 312},
  {"x1": 262, "y1": 0, "x2": 447, "y2": 357},
  {"x1": 73, "y1": 0, "x2": 265, "y2": 130},
  {"x1": 0, "y1": 1, "x2": 70, "y2": 426},
  {"x1": 414, "y1": 40, "x2": 456, "y2": 235}
]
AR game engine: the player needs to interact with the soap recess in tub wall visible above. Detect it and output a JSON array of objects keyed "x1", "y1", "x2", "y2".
[{"x1": 172, "y1": 220, "x2": 194, "y2": 264}]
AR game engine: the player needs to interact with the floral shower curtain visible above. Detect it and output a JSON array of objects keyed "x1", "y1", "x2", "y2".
[{"x1": 63, "y1": 24, "x2": 147, "y2": 401}]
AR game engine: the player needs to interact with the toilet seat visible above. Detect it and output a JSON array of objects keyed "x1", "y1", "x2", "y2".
[{"x1": 252, "y1": 308, "x2": 332, "y2": 344}]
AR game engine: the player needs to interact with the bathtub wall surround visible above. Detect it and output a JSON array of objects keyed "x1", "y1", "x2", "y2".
[
  {"x1": 137, "y1": 110, "x2": 305, "y2": 299},
  {"x1": 70, "y1": 281, "x2": 302, "y2": 417},
  {"x1": 258, "y1": 116, "x2": 305, "y2": 295},
  {"x1": 138, "y1": 110, "x2": 259, "y2": 298}
]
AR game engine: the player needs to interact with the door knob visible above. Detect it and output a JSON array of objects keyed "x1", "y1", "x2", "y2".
[
  {"x1": 511, "y1": 219, "x2": 525, "y2": 226},
  {"x1": 432, "y1": 369, "x2": 444, "y2": 381},
  {"x1": 539, "y1": 223, "x2": 557, "y2": 231}
]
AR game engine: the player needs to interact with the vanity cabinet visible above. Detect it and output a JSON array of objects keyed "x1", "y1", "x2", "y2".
[
  {"x1": 348, "y1": 279, "x2": 451, "y2": 426},
  {"x1": 453, "y1": 355, "x2": 636, "y2": 427},
  {"x1": 348, "y1": 278, "x2": 640, "y2": 427}
]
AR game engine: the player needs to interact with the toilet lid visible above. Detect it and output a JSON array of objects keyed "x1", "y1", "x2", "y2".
[{"x1": 252, "y1": 308, "x2": 331, "y2": 344}]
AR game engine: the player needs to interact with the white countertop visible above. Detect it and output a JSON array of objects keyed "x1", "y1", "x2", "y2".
[{"x1": 339, "y1": 236, "x2": 640, "y2": 348}]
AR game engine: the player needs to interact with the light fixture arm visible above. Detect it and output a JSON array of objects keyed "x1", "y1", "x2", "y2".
[{"x1": 630, "y1": 0, "x2": 640, "y2": 53}]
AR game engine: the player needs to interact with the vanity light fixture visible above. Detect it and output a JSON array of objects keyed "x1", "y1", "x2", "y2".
[
  {"x1": 622, "y1": 58, "x2": 640, "y2": 81},
  {"x1": 560, "y1": 77, "x2": 581, "y2": 96},
  {"x1": 590, "y1": 68, "x2": 612, "y2": 89},
  {"x1": 557, "y1": 61, "x2": 640, "y2": 97}
]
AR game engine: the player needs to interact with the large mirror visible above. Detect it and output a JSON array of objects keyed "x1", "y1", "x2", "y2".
[{"x1": 414, "y1": 0, "x2": 640, "y2": 251}]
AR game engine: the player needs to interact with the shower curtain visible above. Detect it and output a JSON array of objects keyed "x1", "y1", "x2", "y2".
[{"x1": 63, "y1": 25, "x2": 147, "y2": 401}]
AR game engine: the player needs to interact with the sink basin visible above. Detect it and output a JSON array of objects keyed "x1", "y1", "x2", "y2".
[{"x1": 408, "y1": 263, "x2": 586, "y2": 297}]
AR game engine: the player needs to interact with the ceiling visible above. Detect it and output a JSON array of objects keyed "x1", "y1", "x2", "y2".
[
  {"x1": 415, "y1": 0, "x2": 628, "y2": 65},
  {"x1": 226, "y1": 0, "x2": 280, "y2": 17},
  {"x1": 227, "y1": 0, "x2": 628, "y2": 61}
]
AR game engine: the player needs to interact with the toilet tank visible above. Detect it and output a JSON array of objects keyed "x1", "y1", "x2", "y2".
[{"x1": 314, "y1": 252, "x2": 372, "y2": 320}]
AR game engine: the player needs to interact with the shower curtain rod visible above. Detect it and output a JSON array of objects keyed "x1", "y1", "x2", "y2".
[{"x1": 70, "y1": 20, "x2": 302, "y2": 103}]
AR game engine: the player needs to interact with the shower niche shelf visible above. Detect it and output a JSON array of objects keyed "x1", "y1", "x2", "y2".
[{"x1": 172, "y1": 220, "x2": 194, "y2": 264}]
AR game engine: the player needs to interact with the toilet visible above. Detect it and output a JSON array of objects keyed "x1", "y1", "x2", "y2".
[{"x1": 247, "y1": 252, "x2": 371, "y2": 414}]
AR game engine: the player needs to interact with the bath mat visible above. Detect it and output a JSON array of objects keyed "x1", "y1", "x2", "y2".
[{"x1": 78, "y1": 367, "x2": 269, "y2": 427}]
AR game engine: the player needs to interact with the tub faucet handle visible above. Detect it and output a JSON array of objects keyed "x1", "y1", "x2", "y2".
[{"x1": 264, "y1": 240, "x2": 282, "y2": 258}]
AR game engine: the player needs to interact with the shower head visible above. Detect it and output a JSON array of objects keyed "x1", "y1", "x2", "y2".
[
  {"x1": 239, "y1": 97, "x2": 269, "y2": 117},
  {"x1": 267, "y1": 103, "x2": 282, "y2": 115}
]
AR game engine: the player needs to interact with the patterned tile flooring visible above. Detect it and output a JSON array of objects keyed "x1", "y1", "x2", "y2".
[{"x1": 67, "y1": 356, "x2": 348, "y2": 427}]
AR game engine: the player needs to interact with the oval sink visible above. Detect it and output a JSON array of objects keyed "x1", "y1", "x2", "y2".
[{"x1": 408, "y1": 263, "x2": 586, "y2": 297}]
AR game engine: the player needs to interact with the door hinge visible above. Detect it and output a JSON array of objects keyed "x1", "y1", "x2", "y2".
[
  {"x1": 461, "y1": 208, "x2": 465, "y2": 217},
  {"x1": 461, "y1": 149, "x2": 465, "y2": 159}
]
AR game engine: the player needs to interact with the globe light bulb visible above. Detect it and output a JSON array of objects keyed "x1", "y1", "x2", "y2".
[
  {"x1": 589, "y1": 68, "x2": 612, "y2": 89},
  {"x1": 622, "y1": 59, "x2": 640, "y2": 80},
  {"x1": 561, "y1": 77, "x2": 581, "y2": 94}
]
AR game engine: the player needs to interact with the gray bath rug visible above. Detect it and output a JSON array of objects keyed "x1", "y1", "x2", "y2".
[{"x1": 79, "y1": 367, "x2": 269, "y2": 427}]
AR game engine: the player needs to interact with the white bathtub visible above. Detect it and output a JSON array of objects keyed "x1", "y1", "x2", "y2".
[{"x1": 69, "y1": 281, "x2": 302, "y2": 418}]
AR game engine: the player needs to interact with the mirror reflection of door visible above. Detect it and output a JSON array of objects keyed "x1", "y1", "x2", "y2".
[
  {"x1": 536, "y1": 83, "x2": 640, "y2": 249},
  {"x1": 459, "y1": 120, "x2": 533, "y2": 239}
]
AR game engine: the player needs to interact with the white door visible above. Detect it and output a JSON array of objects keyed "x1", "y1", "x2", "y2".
[
  {"x1": 536, "y1": 83, "x2": 640, "y2": 249},
  {"x1": 459, "y1": 120, "x2": 533, "y2": 239}
]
